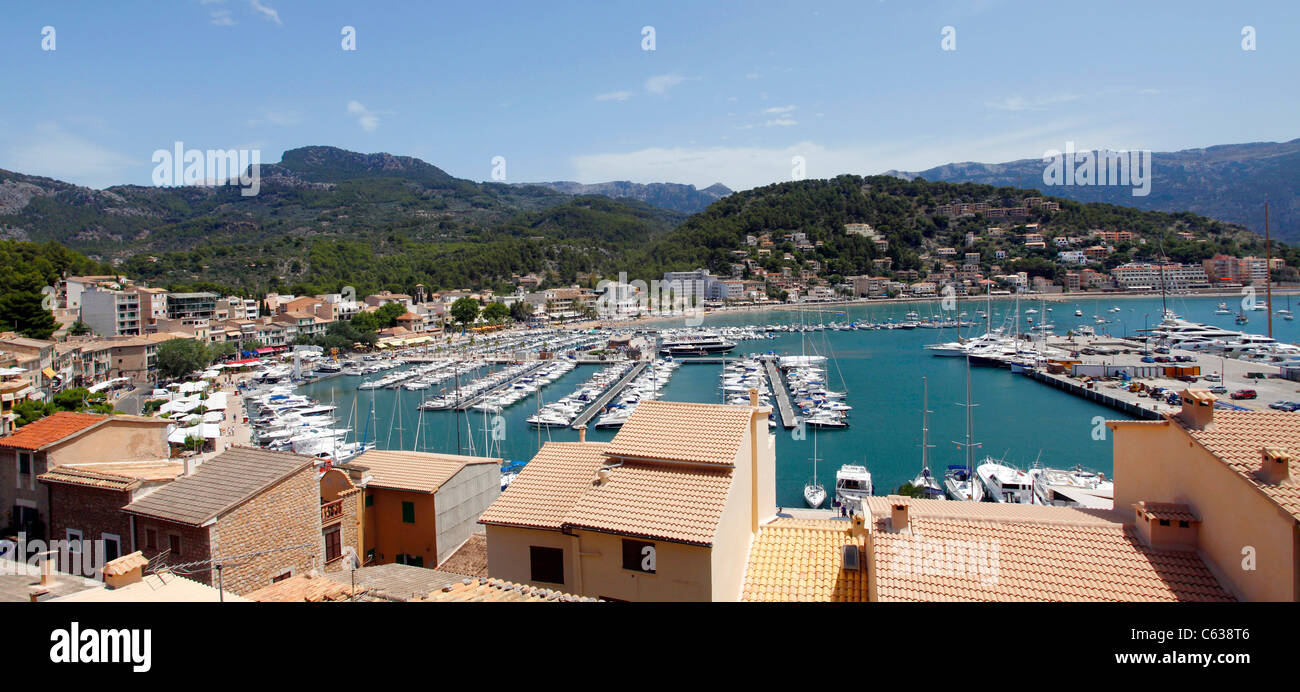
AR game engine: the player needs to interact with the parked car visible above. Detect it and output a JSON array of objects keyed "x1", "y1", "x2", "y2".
[
  {"x1": 1208, "y1": 385, "x2": 1228, "y2": 394},
  {"x1": 1166, "y1": 393, "x2": 1182, "y2": 405},
  {"x1": 1204, "y1": 373, "x2": 1222, "y2": 382},
  {"x1": 1269, "y1": 401, "x2": 1300, "y2": 412},
  {"x1": 1230, "y1": 389, "x2": 1258, "y2": 400},
  {"x1": 1154, "y1": 356, "x2": 1172, "y2": 363},
  {"x1": 1140, "y1": 356, "x2": 1156, "y2": 363},
  {"x1": 1154, "y1": 347, "x2": 1171, "y2": 354}
]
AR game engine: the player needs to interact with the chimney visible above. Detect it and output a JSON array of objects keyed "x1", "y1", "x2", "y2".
[
  {"x1": 1259, "y1": 447, "x2": 1292, "y2": 485},
  {"x1": 577, "y1": 425, "x2": 587, "y2": 443},
  {"x1": 102, "y1": 551, "x2": 149, "y2": 589},
  {"x1": 1175, "y1": 389, "x2": 1216, "y2": 431},
  {"x1": 890, "y1": 499, "x2": 910, "y2": 532},
  {"x1": 1133, "y1": 502, "x2": 1199, "y2": 551},
  {"x1": 748, "y1": 387, "x2": 758, "y2": 406},
  {"x1": 183, "y1": 456, "x2": 196, "y2": 477}
]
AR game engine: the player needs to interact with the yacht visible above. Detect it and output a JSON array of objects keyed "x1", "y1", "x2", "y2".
[
  {"x1": 1030, "y1": 465, "x2": 1113, "y2": 508},
  {"x1": 1214, "y1": 302, "x2": 1233, "y2": 315},
  {"x1": 658, "y1": 331, "x2": 737, "y2": 355},
  {"x1": 911, "y1": 378, "x2": 944, "y2": 500},
  {"x1": 833, "y1": 465, "x2": 873, "y2": 513},
  {"x1": 976, "y1": 460, "x2": 1034, "y2": 504}
]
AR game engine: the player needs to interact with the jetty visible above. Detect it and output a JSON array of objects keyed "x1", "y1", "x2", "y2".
[
  {"x1": 454, "y1": 361, "x2": 551, "y2": 411},
  {"x1": 570, "y1": 361, "x2": 648, "y2": 429},
  {"x1": 764, "y1": 359, "x2": 798, "y2": 428}
]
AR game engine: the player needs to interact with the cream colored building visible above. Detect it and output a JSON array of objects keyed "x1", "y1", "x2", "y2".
[{"x1": 479, "y1": 399, "x2": 775, "y2": 602}]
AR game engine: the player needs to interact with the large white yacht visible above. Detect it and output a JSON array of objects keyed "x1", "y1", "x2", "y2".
[{"x1": 976, "y1": 460, "x2": 1034, "y2": 504}]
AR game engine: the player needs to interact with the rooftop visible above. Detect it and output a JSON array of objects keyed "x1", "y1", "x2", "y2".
[
  {"x1": 419, "y1": 577, "x2": 599, "y2": 602},
  {"x1": 602, "y1": 400, "x2": 756, "y2": 467},
  {"x1": 53, "y1": 570, "x2": 251, "y2": 602},
  {"x1": 244, "y1": 574, "x2": 368, "y2": 602},
  {"x1": 0, "y1": 412, "x2": 114, "y2": 451},
  {"x1": 324, "y1": 563, "x2": 475, "y2": 601},
  {"x1": 1182, "y1": 410, "x2": 1300, "y2": 521},
  {"x1": 437, "y1": 533, "x2": 488, "y2": 577},
  {"x1": 39, "y1": 460, "x2": 184, "y2": 492},
  {"x1": 562, "y1": 461, "x2": 733, "y2": 546},
  {"x1": 123, "y1": 446, "x2": 315, "y2": 525},
  {"x1": 742, "y1": 518, "x2": 870, "y2": 602},
  {"x1": 351, "y1": 449, "x2": 500, "y2": 494},
  {"x1": 478, "y1": 442, "x2": 610, "y2": 531}
]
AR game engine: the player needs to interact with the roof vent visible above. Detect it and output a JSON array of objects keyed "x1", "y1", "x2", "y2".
[
  {"x1": 1260, "y1": 447, "x2": 1292, "y2": 485},
  {"x1": 595, "y1": 467, "x2": 612, "y2": 486},
  {"x1": 842, "y1": 544, "x2": 860, "y2": 571}
]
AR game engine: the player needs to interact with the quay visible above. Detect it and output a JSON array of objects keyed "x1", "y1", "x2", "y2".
[
  {"x1": 455, "y1": 361, "x2": 551, "y2": 411},
  {"x1": 570, "y1": 361, "x2": 648, "y2": 429}
]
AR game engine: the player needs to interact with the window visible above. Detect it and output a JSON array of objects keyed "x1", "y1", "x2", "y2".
[
  {"x1": 1158, "y1": 519, "x2": 1170, "y2": 527},
  {"x1": 1178, "y1": 520, "x2": 1190, "y2": 528},
  {"x1": 271, "y1": 571, "x2": 292, "y2": 583},
  {"x1": 401, "y1": 501, "x2": 415, "y2": 524},
  {"x1": 395, "y1": 554, "x2": 423, "y2": 567},
  {"x1": 66, "y1": 529, "x2": 83, "y2": 553},
  {"x1": 622, "y1": 539, "x2": 657, "y2": 574},
  {"x1": 529, "y1": 546, "x2": 564, "y2": 584},
  {"x1": 365, "y1": 549, "x2": 376, "y2": 563},
  {"x1": 365, "y1": 494, "x2": 373, "y2": 507},
  {"x1": 324, "y1": 527, "x2": 341, "y2": 562},
  {"x1": 102, "y1": 534, "x2": 121, "y2": 562},
  {"x1": 18, "y1": 453, "x2": 32, "y2": 475},
  {"x1": 168, "y1": 534, "x2": 182, "y2": 556},
  {"x1": 145, "y1": 528, "x2": 157, "y2": 550}
]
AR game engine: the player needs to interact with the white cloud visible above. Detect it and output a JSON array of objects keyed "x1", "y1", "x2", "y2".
[
  {"x1": 644, "y1": 74, "x2": 686, "y2": 95},
  {"x1": 764, "y1": 105, "x2": 797, "y2": 114},
  {"x1": 248, "y1": 0, "x2": 281, "y2": 25},
  {"x1": 3, "y1": 122, "x2": 137, "y2": 189},
  {"x1": 595, "y1": 91, "x2": 632, "y2": 102},
  {"x1": 210, "y1": 9, "x2": 235, "y2": 26},
  {"x1": 985, "y1": 93, "x2": 1081, "y2": 112},
  {"x1": 347, "y1": 100, "x2": 378, "y2": 131}
]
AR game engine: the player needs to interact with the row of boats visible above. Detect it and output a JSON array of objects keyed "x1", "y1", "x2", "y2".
[
  {"x1": 526, "y1": 361, "x2": 637, "y2": 428},
  {"x1": 592, "y1": 359, "x2": 680, "y2": 428}
]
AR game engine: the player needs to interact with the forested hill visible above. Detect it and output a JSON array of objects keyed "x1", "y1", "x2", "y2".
[{"x1": 640, "y1": 175, "x2": 1285, "y2": 283}]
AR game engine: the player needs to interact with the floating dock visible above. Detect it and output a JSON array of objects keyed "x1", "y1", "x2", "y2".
[
  {"x1": 452, "y1": 362, "x2": 551, "y2": 411},
  {"x1": 764, "y1": 359, "x2": 798, "y2": 428},
  {"x1": 570, "y1": 361, "x2": 648, "y2": 429}
]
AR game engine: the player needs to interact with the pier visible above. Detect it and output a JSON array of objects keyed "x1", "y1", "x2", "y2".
[
  {"x1": 764, "y1": 359, "x2": 798, "y2": 428},
  {"x1": 455, "y1": 361, "x2": 551, "y2": 411},
  {"x1": 570, "y1": 361, "x2": 648, "y2": 429}
]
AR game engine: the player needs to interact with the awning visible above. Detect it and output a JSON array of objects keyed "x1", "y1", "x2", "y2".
[
  {"x1": 42, "y1": 367, "x2": 56, "y2": 379},
  {"x1": 255, "y1": 347, "x2": 276, "y2": 354}
]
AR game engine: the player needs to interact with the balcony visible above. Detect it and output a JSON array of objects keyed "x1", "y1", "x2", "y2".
[{"x1": 321, "y1": 499, "x2": 344, "y2": 523}]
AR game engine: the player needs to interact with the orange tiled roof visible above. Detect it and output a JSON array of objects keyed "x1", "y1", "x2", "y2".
[
  {"x1": 742, "y1": 518, "x2": 870, "y2": 602},
  {"x1": 419, "y1": 577, "x2": 598, "y2": 602},
  {"x1": 562, "y1": 461, "x2": 734, "y2": 546},
  {"x1": 1136, "y1": 501, "x2": 1200, "y2": 523},
  {"x1": 862, "y1": 499, "x2": 1232, "y2": 602},
  {"x1": 1183, "y1": 410, "x2": 1300, "y2": 521},
  {"x1": 39, "y1": 461, "x2": 183, "y2": 491},
  {"x1": 479, "y1": 442, "x2": 609, "y2": 530},
  {"x1": 244, "y1": 574, "x2": 367, "y2": 602},
  {"x1": 602, "y1": 400, "x2": 755, "y2": 466},
  {"x1": 352, "y1": 449, "x2": 499, "y2": 494},
  {"x1": 0, "y1": 412, "x2": 106, "y2": 451}
]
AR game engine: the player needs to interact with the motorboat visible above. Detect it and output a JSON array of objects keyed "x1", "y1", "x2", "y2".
[
  {"x1": 976, "y1": 460, "x2": 1034, "y2": 503},
  {"x1": 834, "y1": 465, "x2": 873, "y2": 513}
]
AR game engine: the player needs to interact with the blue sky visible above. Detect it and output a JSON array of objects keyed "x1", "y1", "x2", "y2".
[{"x1": 2, "y1": 0, "x2": 1296, "y2": 190}]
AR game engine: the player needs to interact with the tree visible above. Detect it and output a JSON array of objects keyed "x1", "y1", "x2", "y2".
[
  {"x1": 509, "y1": 300, "x2": 534, "y2": 322},
  {"x1": 156, "y1": 338, "x2": 212, "y2": 380},
  {"x1": 68, "y1": 320, "x2": 91, "y2": 336},
  {"x1": 450, "y1": 297, "x2": 480, "y2": 329},
  {"x1": 350, "y1": 310, "x2": 381, "y2": 334},
  {"x1": 481, "y1": 301, "x2": 510, "y2": 324},
  {"x1": 375, "y1": 301, "x2": 407, "y2": 328}
]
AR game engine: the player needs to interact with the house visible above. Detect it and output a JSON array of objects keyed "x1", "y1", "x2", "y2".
[
  {"x1": 479, "y1": 399, "x2": 775, "y2": 601},
  {"x1": 1108, "y1": 391, "x2": 1300, "y2": 601},
  {"x1": 342, "y1": 450, "x2": 501, "y2": 568},
  {"x1": 1, "y1": 413, "x2": 171, "y2": 541},
  {"x1": 121, "y1": 446, "x2": 361, "y2": 596},
  {"x1": 52, "y1": 552, "x2": 251, "y2": 602},
  {"x1": 38, "y1": 460, "x2": 184, "y2": 562}
]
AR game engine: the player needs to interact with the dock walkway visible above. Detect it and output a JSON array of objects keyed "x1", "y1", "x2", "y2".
[
  {"x1": 454, "y1": 361, "x2": 550, "y2": 411},
  {"x1": 764, "y1": 359, "x2": 798, "y2": 428},
  {"x1": 571, "y1": 361, "x2": 648, "y2": 429}
]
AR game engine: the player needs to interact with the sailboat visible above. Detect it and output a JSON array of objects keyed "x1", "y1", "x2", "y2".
[
  {"x1": 944, "y1": 356, "x2": 983, "y2": 502},
  {"x1": 911, "y1": 377, "x2": 944, "y2": 499},
  {"x1": 1214, "y1": 302, "x2": 1233, "y2": 315},
  {"x1": 1280, "y1": 295, "x2": 1294, "y2": 321},
  {"x1": 803, "y1": 427, "x2": 826, "y2": 508}
]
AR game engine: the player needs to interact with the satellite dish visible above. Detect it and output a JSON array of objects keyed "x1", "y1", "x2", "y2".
[{"x1": 342, "y1": 547, "x2": 361, "y2": 571}]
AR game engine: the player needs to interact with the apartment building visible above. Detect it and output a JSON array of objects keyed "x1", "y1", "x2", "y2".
[{"x1": 80, "y1": 287, "x2": 142, "y2": 337}]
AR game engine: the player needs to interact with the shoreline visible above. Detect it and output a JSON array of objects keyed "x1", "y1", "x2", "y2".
[{"x1": 566, "y1": 287, "x2": 1300, "y2": 330}]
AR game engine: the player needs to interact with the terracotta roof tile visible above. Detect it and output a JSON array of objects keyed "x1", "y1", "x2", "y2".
[
  {"x1": 351, "y1": 449, "x2": 499, "y2": 494},
  {"x1": 602, "y1": 400, "x2": 754, "y2": 466},
  {"x1": 865, "y1": 501, "x2": 1233, "y2": 602},
  {"x1": 563, "y1": 461, "x2": 734, "y2": 545},
  {"x1": 1135, "y1": 501, "x2": 1200, "y2": 523},
  {"x1": 102, "y1": 551, "x2": 149, "y2": 578},
  {"x1": 419, "y1": 577, "x2": 598, "y2": 602},
  {"x1": 244, "y1": 574, "x2": 367, "y2": 602},
  {"x1": 39, "y1": 461, "x2": 183, "y2": 492},
  {"x1": 479, "y1": 442, "x2": 609, "y2": 530},
  {"x1": 742, "y1": 518, "x2": 869, "y2": 602},
  {"x1": 0, "y1": 412, "x2": 106, "y2": 451},
  {"x1": 437, "y1": 534, "x2": 488, "y2": 577},
  {"x1": 1183, "y1": 410, "x2": 1300, "y2": 521}
]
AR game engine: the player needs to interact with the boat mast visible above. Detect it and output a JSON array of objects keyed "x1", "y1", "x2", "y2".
[
  {"x1": 921, "y1": 377, "x2": 932, "y2": 474},
  {"x1": 1266, "y1": 201, "x2": 1273, "y2": 339}
]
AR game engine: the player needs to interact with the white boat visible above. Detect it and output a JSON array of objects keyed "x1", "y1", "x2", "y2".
[
  {"x1": 976, "y1": 460, "x2": 1034, "y2": 503},
  {"x1": 1030, "y1": 465, "x2": 1113, "y2": 508},
  {"x1": 803, "y1": 428, "x2": 826, "y2": 508},
  {"x1": 911, "y1": 378, "x2": 944, "y2": 500},
  {"x1": 834, "y1": 465, "x2": 872, "y2": 513}
]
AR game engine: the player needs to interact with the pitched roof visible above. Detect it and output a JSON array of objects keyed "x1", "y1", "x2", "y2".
[
  {"x1": 602, "y1": 400, "x2": 754, "y2": 466},
  {"x1": 419, "y1": 577, "x2": 599, "y2": 602},
  {"x1": 742, "y1": 518, "x2": 870, "y2": 602},
  {"x1": 123, "y1": 447, "x2": 315, "y2": 525},
  {"x1": 562, "y1": 462, "x2": 734, "y2": 545},
  {"x1": 1182, "y1": 410, "x2": 1300, "y2": 521},
  {"x1": 244, "y1": 574, "x2": 367, "y2": 602},
  {"x1": 38, "y1": 461, "x2": 183, "y2": 492},
  {"x1": 0, "y1": 412, "x2": 107, "y2": 451},
  {"x1": 437, "y1": 534, "x2": 488, "y2": 577},
  {"x1": 862, "y1": 498, "x2": 1233, "y2": 602},
  {"x1": 351, "y1": 449, "x2": 499, "y2": 494},
  {"x1": 324, "y1": 564, "x2": 475, "y2": 601},
  {"x1": 479, "y1": 442, "x2": 610, "y2": 530}
]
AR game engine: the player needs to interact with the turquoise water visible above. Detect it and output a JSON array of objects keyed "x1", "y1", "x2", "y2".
[{"x1": 297, "y1": 292, "x2": 1299, "y2": 507}]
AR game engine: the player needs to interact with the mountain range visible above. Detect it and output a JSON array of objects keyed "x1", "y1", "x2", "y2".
[
  {"x1": 515, "y1": 180, "x2": 731, "y2": 214},
  {"x1": 886, "y1": 138, "x2": 1300, "y2": 242}
]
